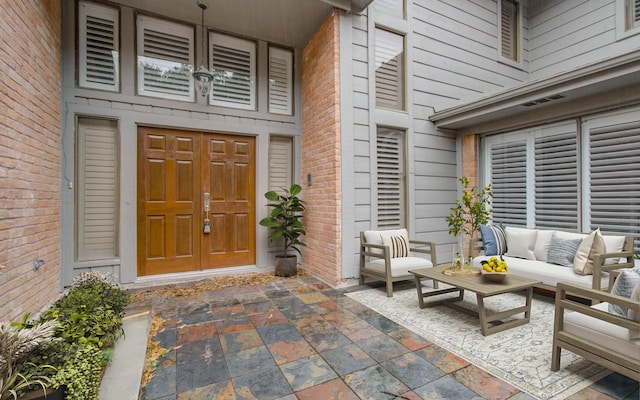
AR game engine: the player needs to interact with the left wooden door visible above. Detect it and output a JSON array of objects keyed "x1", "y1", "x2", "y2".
[{"x1": 137, "y1": 127, "x2": 256, "y2": 276}]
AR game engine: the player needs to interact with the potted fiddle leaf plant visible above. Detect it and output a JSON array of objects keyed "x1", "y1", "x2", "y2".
[
  {"x1": 446, "y1": 177, "x2": 493, "y2": 266},
  {"x1": 259, "y1": 184, "x2": 306, "y2": 277}
]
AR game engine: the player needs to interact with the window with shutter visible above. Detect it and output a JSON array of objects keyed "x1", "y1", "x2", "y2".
[
  {"x1": 210, "y1": 32, "x2": 256, "y2": 110},
  {"x1": 489, "y1": 140, "x2": 527, "y2": 227},
  {"x1": 375, "y1": 0, "x2": 405, "y2": 19},
  {"x1": 268, "y1": 47, "x2": 293, "y2": 115},
  {"x1": 78, "y1": 1, "x2": 119, "y2": 91},
  {"x1": 588, "y1": 123, "x2": 640, "y2": 253},
  {"x1": 136, "y1": 15, "x2": 194, "y2": 101},
  {"x1": 535, "y1": 133, "x2": 578, "y2": 230},
  {"x1": 628, "y1": 0, "x2": 640, "y2": 29},
  {"x1": 375, "y1": 28, "x2": 405, "y2": 111},
  {"x1": 77, "y1": 118, "x2": 119, "y2": 261},
  {"x1": 268, "y1": 136, "x2": 293, "y2": 193},
  {"x1": 499, "y1": 0, "x2": 520, "y2": 62},
  {"x1": 377, "y1": 127, "x2": 406, "y2": 229}
]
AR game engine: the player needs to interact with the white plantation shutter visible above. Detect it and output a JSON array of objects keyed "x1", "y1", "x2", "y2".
[
  {"x1": 589, "y1": 124, "x2": 640, "y2": 253},
  {"x1": 377, "y1": 128, "x2": 406, "y2": 229},
  {"x1": 137, "y1": 15, "x2": 194, "y2": 101},
  {"x1": 268, "y1": 47, "x2": 293, "y2": 115},
  {"x1": 78, "y1": 1, "x2": 119, "y2": 91},
  {"x1": 535, "y1": 132, "x2": 578, "y2": 230},
  {"x1": 210, "y1": 32, "x2": 256, "y2": 110},
  {"x1": 375, "y1": 28, "x2": 405, "y2": 111},
  {"x1": 490, "y1": 141, "x2": 527, "y2": 227},
  {"x1": 500, "y1": 0, "x2": 519, "y2": 62},
  {"x1": 631, "y1": 0, "x2": 640, "y2": 29},
  {"x1": 77, "y1": 118, "x2": 119, "y2": 261},
  {"x1": 268, "y1": 136, "x2": 293, "y2": 193}
]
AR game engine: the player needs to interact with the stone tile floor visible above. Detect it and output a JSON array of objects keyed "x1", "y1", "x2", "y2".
[{"x1": 135, "y1": 275, "x2": 639, "y2": 400}]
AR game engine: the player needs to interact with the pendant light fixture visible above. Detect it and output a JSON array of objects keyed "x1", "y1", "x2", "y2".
[{"x1": 193, "y1": 0, "x2": 213, "y2": 97}]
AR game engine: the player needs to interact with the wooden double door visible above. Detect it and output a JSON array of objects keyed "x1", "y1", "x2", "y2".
[{"x1": 137, "y1": 127, "x2": 256, "y2": 276}]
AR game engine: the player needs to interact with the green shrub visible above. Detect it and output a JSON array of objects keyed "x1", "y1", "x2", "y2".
[
  {"x1": 49, "y1": 343, "x2": 104, "y2": 400},
  {"x1": 40, "y1": 273, "x2": 129, "y2": 347}
]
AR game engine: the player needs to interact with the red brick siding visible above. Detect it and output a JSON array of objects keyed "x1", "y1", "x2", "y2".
[
  {"x1": 0, "y1": 1, "x2": 62, "y2": 321},
  {"x1": 300, "y1": 11, "x2": 342, "y2": 285},
  {"x1": 461, "y1": 134, "x2": 480, "y2": 256}
]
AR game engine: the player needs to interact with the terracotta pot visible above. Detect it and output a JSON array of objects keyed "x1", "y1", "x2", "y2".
[{"x1": 275, "y1": 255, "x2": 298, "y2": 277}]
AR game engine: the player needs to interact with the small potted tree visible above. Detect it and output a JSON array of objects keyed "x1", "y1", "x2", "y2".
[
  {"x1": 446, "y1": 177, "x2": 493, "y2": 266},
  {"x1": 259, "y1": 184, "x2": 306, "y2": 277}
]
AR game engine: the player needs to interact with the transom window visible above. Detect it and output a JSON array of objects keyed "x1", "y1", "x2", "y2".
[{"x1": 375, "y1": 28, "x2": 405, "y2": 111}]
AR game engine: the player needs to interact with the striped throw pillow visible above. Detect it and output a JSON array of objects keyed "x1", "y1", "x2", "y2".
[
  {"x1": 480, "y1": 224, "x2": 507, "y2": 256},
  {"x1": 381, "y1": 234, "x2": 409, "y2": 258}
]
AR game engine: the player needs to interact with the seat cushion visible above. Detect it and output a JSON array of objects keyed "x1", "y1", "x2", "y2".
[
  {"x1": 365, "y1": 257, "x2": 433, "y2": 277},
  {"x1": 564, "y1": 302, "x2": 640, "y2": 355}
]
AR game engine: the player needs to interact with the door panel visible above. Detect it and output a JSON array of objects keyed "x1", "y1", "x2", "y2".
[
  {"x1": 138, "y1": 127, "x2": 255, "y2": 276},
  {"x1": 202, "y1": 133, "x2": 256, "y2": 267}
]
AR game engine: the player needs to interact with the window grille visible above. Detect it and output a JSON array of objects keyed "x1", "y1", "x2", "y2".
[{"x1": 78, "y1": 1, "x2": 119, "y2": 91}]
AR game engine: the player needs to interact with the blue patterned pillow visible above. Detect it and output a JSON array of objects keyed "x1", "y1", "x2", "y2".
[
  {"x1": 547, "y1": 234, "x2": 582, "y2": 267},
  {"x1": 480, "y1": 224, "x2": 507, "y2": 256},
  {"x1": 609, "y1": 267, "x2": 640, "y2": 317}
]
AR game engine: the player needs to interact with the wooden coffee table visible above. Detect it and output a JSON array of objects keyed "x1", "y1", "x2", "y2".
[{"x1": 410, "y1": 266, "x2": 542, "y2": 336}]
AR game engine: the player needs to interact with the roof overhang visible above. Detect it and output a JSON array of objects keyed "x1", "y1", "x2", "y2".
[{"x1": 429, "y1": 50, "x2": 640, "y2": 135}]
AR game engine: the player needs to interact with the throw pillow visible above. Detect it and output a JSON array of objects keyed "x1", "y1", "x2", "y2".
[
  {"x1": 547, "y1": 233, "x2": 582, "y2": 268},
  {"x1": 479, "y1": 224, "x2": 507, "y2": 256},
  {"x1": 504, "y1": 227, "x2": 537, "y2": 260},
  {"x1": 381, "y1": 234, "x2": 409, "y2": 258},
  {"x1": 629, "y1": 281, "x2": 640, "y2": 340},
  {"x1": 609, "y1": 267, "x2": 640, "y2": 317},
  {"x1": 573, "y1": 229, "x2": 606, "y2": 275}
]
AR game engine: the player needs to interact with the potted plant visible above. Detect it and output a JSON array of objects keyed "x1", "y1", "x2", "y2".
[
  {"x1": 259, "y1": 184, "x2": 306, "y2": 277},
  {"x1": 446, "y1": 177, "x2": 493, "y2": 265}
]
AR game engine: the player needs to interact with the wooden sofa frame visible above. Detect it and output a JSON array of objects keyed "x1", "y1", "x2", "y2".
[{"x1": 551, "y1": 282, "x2": 640, "y2": 381}]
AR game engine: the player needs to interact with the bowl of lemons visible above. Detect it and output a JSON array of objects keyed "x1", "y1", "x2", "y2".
[{"x1": 481, "y1": 256, "x2": 510, "y2": 282}]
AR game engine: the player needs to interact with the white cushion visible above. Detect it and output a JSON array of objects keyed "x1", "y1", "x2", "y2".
[
  {"x1": 552, "y1": 231, "x2": 587, "y2": 241},
  {"x1": 534, "y1": 230, "x2": 555, "y2": 262},
  {"x1": 365, "y1": 257, "x2": 433, "y2": 277},
  {"x1": 573, "y1": 229, "x2": 605, "y2": 275},
  {"x1": 472, "y1": 255, "x2": 610, "y2": 289},
  {"x1": 364, "y1": 229, "x2": 408, "y2": 255},
  {"x1": 602, "y1": 235, "x2": 626, "y2": 265},
  {"x1": 564, "y1": 302, "x2": 640, "y2": 354},
  {"x1": 505, "y1": 227, "x2": 537, "y2": 260}
]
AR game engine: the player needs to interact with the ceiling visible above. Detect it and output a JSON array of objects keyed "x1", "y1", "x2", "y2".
[{"x1": 113, "y1": 0, "x2": 370, "y2": 49}]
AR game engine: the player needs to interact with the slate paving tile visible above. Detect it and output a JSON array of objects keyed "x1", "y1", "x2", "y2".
[
  {"x1": 178, "y1": 301, "x2": 210, "y2": 316},
  {"x1": 179, "y1": 310, "x2": 215, "y2": 325},
  {"x1": 175, "y1": 338, "x2": 229, "y2": 393},
  {"x1": 140, "y1": 364, "x2": 177, "y2": 400},
  {"x1": 215, "y1": 315, "x2": 254, "y2": 334},
  {"x1": 416, "y1": 345, "x2": 469, "y2": 373},
  {"x1": 320, "y1": 343, "x2": 377, "y2": 376},
  {"x1": 267, "y1": 338, "x2": 316, "y2": 365},
  {"x1": 280, "y1": 354, "x2": 337, "y2": 391},
  {"x1": 366, "y1": 314, "x2": 403, "y2": 333},
  {"x1": 453, "y1": 365, "x2": 519, "y2": 400},
  {"x1": 248, "y1": 309, "x2": 288, "y2": 328},
  {"x1": 343, "y1": 364, "x2": 410, "y2": 400},
  {"x1": 413, "y1": 375, "x2": 478, "y2": 400},
  {"x1": 356, "y1": 333, "x2": 410, "y2": 363},
  {"x1": 304, "y1": 327, "x2": 352, "y2": 353},
  {"x1": 295, "y1": 378, "x2": 360, "y2": 400},
  {"x1": 176, "y1": 380, "x2": 236, "y2": 400},
  {"x1": 322, "y1": 308, "x2": 360, "y2": 326},
  {"x1": 309, "y1": 299, "x2": 340, "y2": 315},
  {"x1": 177, "y1": 321, "x2": 217, "y2": 344},
  {"x1": 291, "y1": 313, "x2": 333, "y2": 336},
  {"x1": 382, "y1": 352, "x2": 446, "y2": 389},
  {"x1": 257, "y1": 322, "x2": 302, "y2": 344},
  {"x1": 232, "y1": 366, "x2": 293, "y2": 400},
  {"x1": 590, "y1": 372, "x2": 640, "y2": 399},
  {"x1": 278, "y1": 303, "x2": 318, "y2": 320},
  {"x1": 212, "y1": 304, "x2": 245, "y2": 321},
  {"x1": 225, "y1": 345, "x2": 276, "y2": 378},
  {"x1": 337, "y1": 319, "x2": 385, "y2": 342},
  {"x1": 220, "y1": 329, "x2": 263, "y2": 353},
  {"x1": 243, "y1": 300, "x2": 275, "y2": 315},
  {"x1": 154, "y1": 326, "x2": 177, "y2": 348},
  {"x1": 387, "y1": 327, "x2": 432, "y2": 351},
  {"x1": 296, "y1": 291, "x2": 330, "y2": 304}
]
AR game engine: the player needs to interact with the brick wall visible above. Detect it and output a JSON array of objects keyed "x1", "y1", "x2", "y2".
[
  {"x1": 0, "y1": 1, "x2": 62, "y2": 321},
  {"x1": 461, "y1": 134, "x2": 478, "y2": 188},
  {"x1": 300, "y1": 11, "x2": 342, "y2": 285}
]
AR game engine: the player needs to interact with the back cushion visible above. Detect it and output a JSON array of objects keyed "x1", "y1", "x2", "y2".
[
  {"x1": 534, "y1": 230, "x2": 555, "y2": 262},
  {"x1": 602, "y1": 235, "x2": 626, "y2": 265},
  {"x1": 505, "y1": 227, "x2": 537, "y2": 260},
  {"x1": 364, "y1": 229, "x2": 408, "y2": 255},
  {"x1": 609, "y1": 267, "x2": 640, "y2": 317}
]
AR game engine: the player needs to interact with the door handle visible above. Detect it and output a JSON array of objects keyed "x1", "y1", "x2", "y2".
[{"x1": 203, "y1": 192, "x2": 211, "y2": 234}]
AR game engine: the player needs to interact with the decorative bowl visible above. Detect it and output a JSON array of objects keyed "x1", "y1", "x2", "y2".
[{"x1": 482, "y1": 270, "x2": 511, "y2": 282}]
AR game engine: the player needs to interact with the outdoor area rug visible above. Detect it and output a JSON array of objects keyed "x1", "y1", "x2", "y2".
[{"x1": 346, "y1": 285, "x2": 611, "y2": 400}]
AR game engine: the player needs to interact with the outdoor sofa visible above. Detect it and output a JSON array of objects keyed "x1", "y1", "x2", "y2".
[{"x1": 472, "y1": 226, "x2": 635, "y2": 292}]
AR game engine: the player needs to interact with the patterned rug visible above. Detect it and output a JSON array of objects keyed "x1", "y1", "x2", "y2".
[{"x1": 346, "y1": 285, "x2": 611, "y2": 400}]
